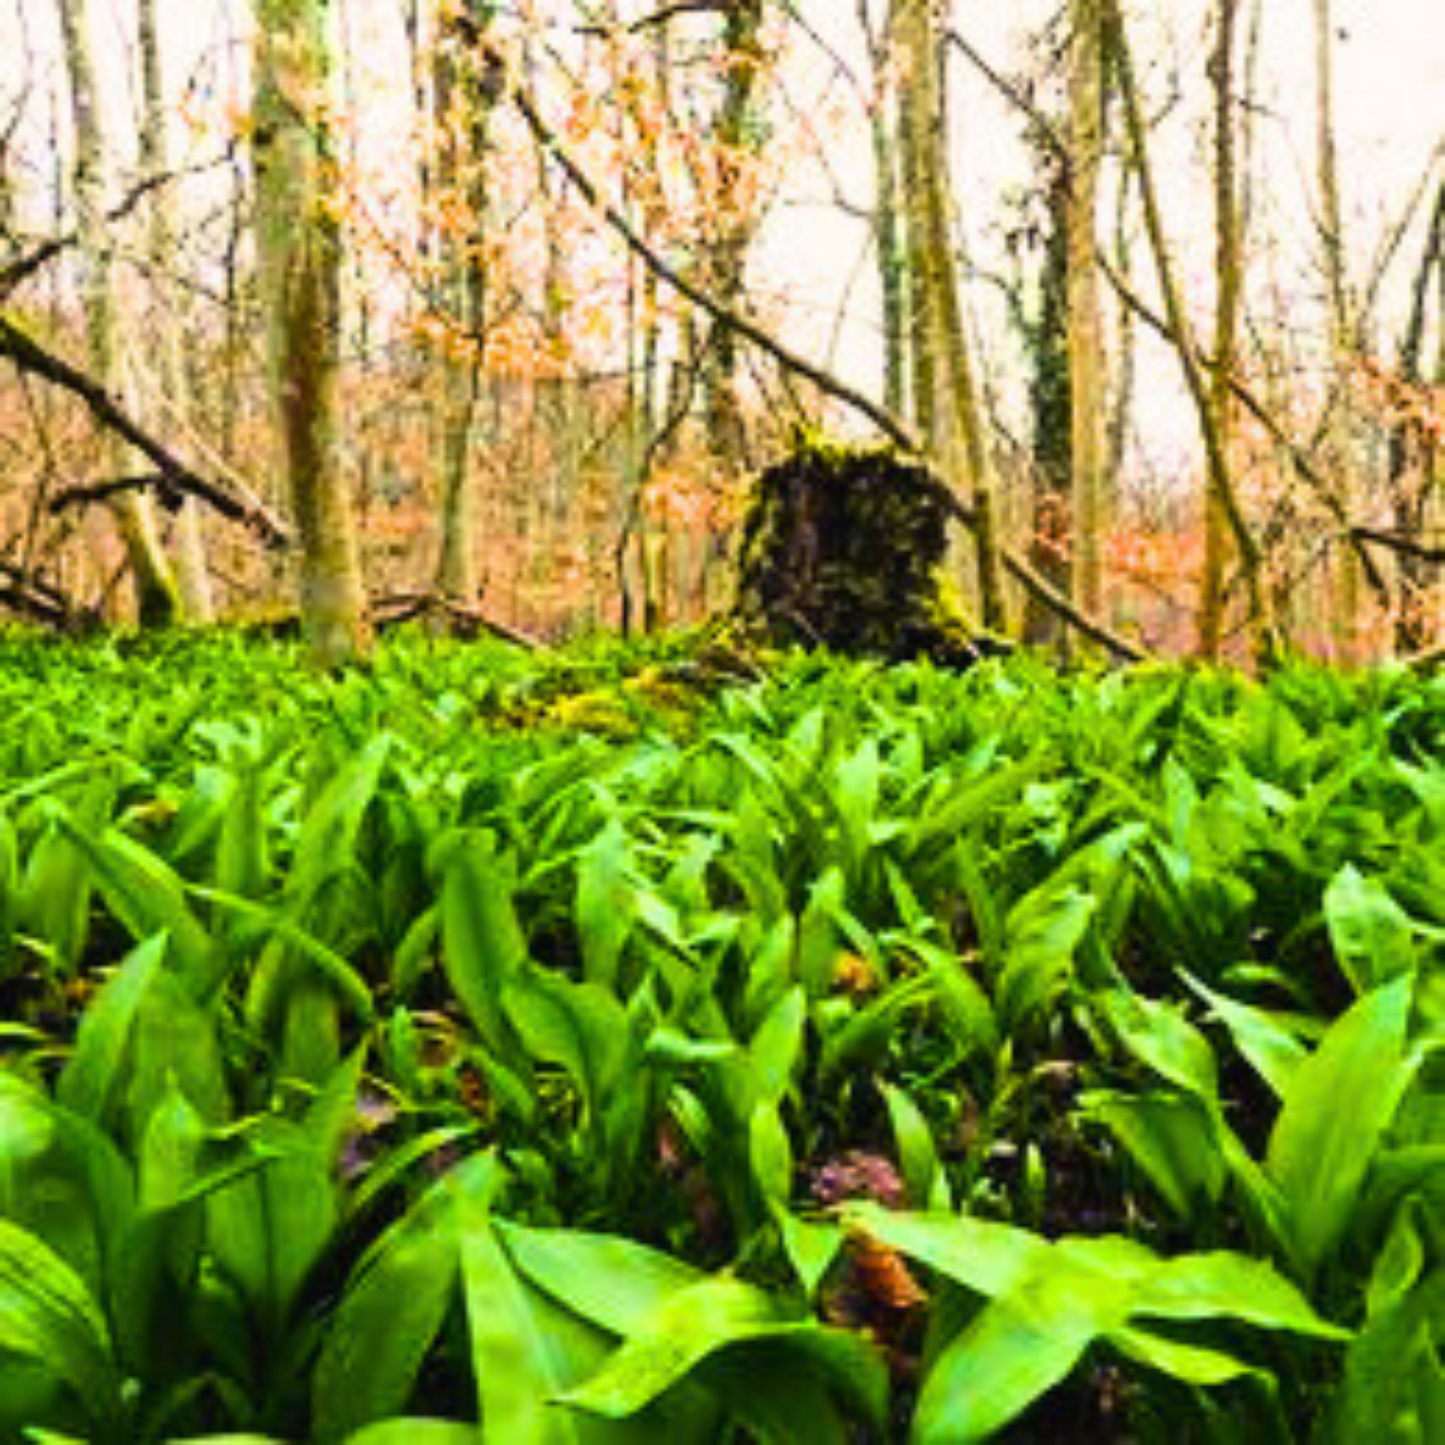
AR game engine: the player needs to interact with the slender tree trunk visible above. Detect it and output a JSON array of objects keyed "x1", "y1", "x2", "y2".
[
  {"x1": 1389, "y1": 179, "x2": 1445, "y2": 650},
  {"x1": 1313, "y1": 0, "x2": 1363, "y2": 661},
  {"x1": 703, "y1": 0, "x2": 766, "y2": 473},
  {"x1": 1199, "y1": 0, "x2": 1244, "y2": 658},
  {"x1": 1105, "y1": 0, "x2": 1278, "y2": 663},
  {"x1": 57, "y1": 0, "x2": 180, "y2": 625},
  {"x1": 1067, "y1": 0, "x2": 1106, "y2": 621},
  {"x1": 253, "y1": 0, "x2": 368, "y2": 666},
  {"x1": 137, "y1": 0, "x2": 214, "y2": 621},
  {"x1": 430, "y1": 15, "x2": 491, "y2": 605},
  {"x1": 893, "y1": 0, "x2": 1006, "y2": 630},
  {"x1": 861, "y1": 0, "x2": 907, "y2": 417}
]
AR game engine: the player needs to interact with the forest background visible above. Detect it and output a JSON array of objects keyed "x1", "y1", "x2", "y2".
[{"x1": 1, "y1": 0, "x2": 1442, "y2": 667}]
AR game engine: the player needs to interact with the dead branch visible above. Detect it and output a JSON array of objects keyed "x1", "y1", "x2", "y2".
[
  {"x1": 0, "y1": 312, "x2": 291, "y2": 548},
  {"x1": 1351, "y1": 526, "x2": 1445, "y2": 565},
  {"x1": 48, "y1": 472, "x2": 186, "y2": 515},
  {"x1": 0, "y1": 560, "x2": 87, "y2": 628},
  {"x1": 370, "y1": 591, "x2": 542, "y2": 649}
]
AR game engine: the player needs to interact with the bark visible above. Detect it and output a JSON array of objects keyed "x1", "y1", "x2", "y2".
[
  {"x1": 1066, "y1": 0, "x2": 1106, "y2": 620},
  {"x1": 431, "y1": 14, "x2": 491, "y2": 605},
  {"x1": 137, "y1": 0, "x2": 214, "y2": 621},
  {"x1": 1313, "y1": 0, "x2": 1363, "y2": 661},
  {"x1": 253, "y1": 0, "x2": 369, "y2": 666},
  {"x1": 1388, "y1": 179, "x2": 1445, "y2": 649},
  {"x1": 861, "y1": 0, "x2": 907, "y2": 416},
  {"x1": 892, "y1": 0, "x2": 1006, "y2": 631},
  {"x1": 56, "y1": 0, "x2": 181, "y2": 625},
  {"x1": 1199, "y1": 0, "x2": 1243, "y2": 658},
  {"x1": 703, "y1": 0, "x2": 766, "y2": 471}
]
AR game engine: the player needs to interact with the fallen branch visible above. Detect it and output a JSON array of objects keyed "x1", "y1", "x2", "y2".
[
  {"x1": 370, "y1": 591, "x2": 542, "y2": 649},
  {"x1": 481, "y1": 37, "x2": 1151, "y2": 665},
  {"x1": 0, "y1": 312, "x2": 291, "y2": 548},
  {"x1": 0, "y1": 560, "x2": 88, "y2": 628}
]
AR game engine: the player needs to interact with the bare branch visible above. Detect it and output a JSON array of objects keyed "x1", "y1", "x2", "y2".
[{"x1": 0, "y1": 312, "x2": 291, "y2": 547}]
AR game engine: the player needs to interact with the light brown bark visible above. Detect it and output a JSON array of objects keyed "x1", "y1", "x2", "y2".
[
  {"x1": 254, "y1": 0, "x2": 369, "y2": 666},
  {"x1": 57, "y1": 0, "x2": 180, "y2": 625}
]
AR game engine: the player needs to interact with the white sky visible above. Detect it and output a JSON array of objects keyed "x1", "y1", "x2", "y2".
[{"x1": 3, "y1": 0, "x2": 1443, "y2": 472}]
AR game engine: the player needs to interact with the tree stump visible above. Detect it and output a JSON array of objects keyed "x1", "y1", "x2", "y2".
[{"x1": 730, "y1": 436, "x2": 1004, "y2": 665}]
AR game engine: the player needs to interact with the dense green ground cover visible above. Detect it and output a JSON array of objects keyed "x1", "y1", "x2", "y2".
[{"x1": 0, "y1": 629, "x2": 1440, "y2": 1442}]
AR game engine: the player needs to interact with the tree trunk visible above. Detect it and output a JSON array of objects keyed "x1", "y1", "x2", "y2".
[
  {"x1": 1066, "y1": 0, "x2": 1107, "y2": 621},
  {"x1": 57, "y1": 0, "x2": 180, "y2": 626},
  {"x1": 893, "y1": 0, "x2": 1006, "y2": 631},
  {"x1": 136, "y1": 0, "x2": 214, "y2": 622},
  {"x1": 430, "y1": 14, "x2": 491, "y2": 606},
  {"x1": 861, "y1": 0, "x2": 907, "y2": 417},
  {"x1": 1313, "y1": 0, "x2": 1363, "y2": 662},
  {"x1": 1105, "y1": 0, "x2": 1278, "y2": 663},
  {"x1": 1199, "y1": 0, "x2": 1244, "y2": 658},
  {"x1": 703, "y1": 0, "x2": 767, "y2": 474},
  {"x1": 253, "y1": 0, "x2": 368, "y2": 666}
]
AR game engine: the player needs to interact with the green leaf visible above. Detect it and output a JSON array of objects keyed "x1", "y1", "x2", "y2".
[
  {"x1": 1096, "y1": 988, "x2": 1219, "y2": 1102},
  {"x1": 575, "y1": 822, "x2": 635, "y2": 989},
  {"x1": 560, "y1": 1277, "x2": 883, "y2": 1427},
  {"x1": 1078, "y1": 1090, "x2": 1224, "y2": 1222},
  {"x1": 314, "y1": 1181, "x2": 460, "y2": 1440},
  {"x1": 0, "y1": 1219, "x2": 120, "y2": 1422},
  {"x1": 997, "y1": 886, "x2": 1095, "y2": 1032},
  {"x1": 1180, "y1": 971, "x2": 1308, "y2": 1099},
  {"x1": 1267, "y1": 975, "x2": 1418, "y2": 1273},
  {"x1": 56, "y1": 932, "x2": 167, "y2": 1126},
  {"x1": 1105, "y1": 1326, "x2": 1258, "y2": 1386},
  {"x1": 912, "y1": 1270, "x2": 1124, "y2": 1444},
  {"x1": 497, "y1": 1223, "x2": 703, "y2": 1336},
  {"x1": 343, "y1": 1424, "x2": 480, "y2": 1445},
  {"x1": 442, "y1": 831, "x2": 528, "y2": 1059},
  {"x1": 1132, "y1": 1251, "x2": 1350, "y2": 1340},
  {"x1": 748, "y1": 986, "x2": 805, "y2": 1109},
  {"x1": 1325, "y1": 864, "x2": 1417, "y2": 995},
  {"x1": 55, "y1": 819, "x2": 218, "y2": 997}
]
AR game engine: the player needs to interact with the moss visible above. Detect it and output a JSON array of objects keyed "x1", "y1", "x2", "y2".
[{"x1": 730, "y1": 433, "x2": 1010, "y2": 666}]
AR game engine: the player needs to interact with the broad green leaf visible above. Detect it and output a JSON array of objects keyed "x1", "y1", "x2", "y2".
[
  {"x1": 56, "y1": 932, "x2": 167, "y2": 1126},
  {"x1": 1267, "y1": 975, "x2": 1417, "y2": 1273},
  {"x1": 884, "y1": 1082, "x2": 950, "y2": 1210},
  {"x1": 55, "y1": 819, "x2": 218, "y2": 997},
  {"x1": 560, "y1": 1277, "x2": 883, "y2": 1426},
  {"x1": 1078, "y1": 1090, "x2": 1224, "y2": 1222},
  {"x1": 575, "y1": 821, "x2": 634, "y2": 989},
  {"x1": 458, "y1": 1167, "x2": 667, "y2": 1443},
  {"x1": 912, "y1": 1271, "x2": 1123, "y2": 1444},
  {"x1": 442, "y1": 831, "x2": 528, "y2": 1058},
  {"x1": 344, "y1": 1424, "x2": 480, "y2": 1445},
  {"x1": 997, "y1": 886, "x2": 1095, "y2": 1032},
  {"x1": 749, "y1": 1103, "x2": 793, "y2": 1207},
  {"x1": 502, "y1": 970, "x2": 628, "y2": 1125},
  {"x1": 1325, "y1": 864, "x2": 1417, "y2": 994},
  {"x1": 497, "y1": 1223, "x2": 703, "y2": 1336},
  {"x1": 1106, "y1": 1326, "x2": 1257, "y2": 1385},
  {"x1": 1096, "y1": 988, "x2": 1218, "y2": 1101},
  {"x1": 844, "y1": 1205, "x2": 1052, "y2": 1299},
  {"x1": 314, "y1": 1181, "x2": 459, "y2": 1440},
  {"x1": 0, "y1": 1219, "x2": 120, "y2": 1421},
  {"x1": 1180, "y1": 972, "x2": 1308, "y2": 1099},
  {"x1": 748, "y1": 986, "x2": 805, "y2": 1109},
  {"x1": 1132, "y1": 1251, "x2": 1350, "y2": 1339}
]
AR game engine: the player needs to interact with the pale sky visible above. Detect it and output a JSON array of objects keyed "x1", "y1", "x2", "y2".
[{"x1": 3, "y1": 0, "x2": 1443, "y2": 472}]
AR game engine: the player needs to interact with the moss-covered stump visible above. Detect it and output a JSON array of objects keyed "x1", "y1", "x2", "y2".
[{"x1": 731, "y1": 437, "x2": 1004, "y2": 666}]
